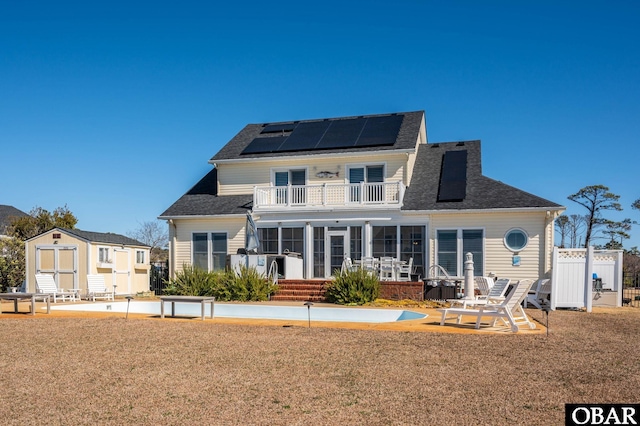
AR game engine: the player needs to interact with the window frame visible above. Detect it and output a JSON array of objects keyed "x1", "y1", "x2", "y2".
[
  {"x1": 435, "y1": 228, "x2": 485, "y2": 277},
  {"x1": 504, "y1": 228, "x2": 529, "y2": 253},
  {"x1": 98, "y1": 246, "x2": 111, "y2": 263},
  {"x1": 191, "y1": 232, "x2": 228, "y2": 272},
  {"x1": 135, "y1": 250, "x2": 146, "y2": 264}
]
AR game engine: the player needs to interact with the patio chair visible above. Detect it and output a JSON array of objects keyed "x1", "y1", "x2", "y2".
[
  {"x1": 379, "y1": 257, "x2": 395, "y2": 281},
  {"x1": 87, "y1": 274, "x2": 115, "y2": 301},
  {"x1": 35, "y1": 273, "x2": 78, "y2": 303},
  {"x1": 474, "y1": 276, "x2": 494, "y2": 297},
  {"x1": 396, "y1": 258, "x2": 413, "y2": 282},
  {"x1": 448, "y1": 278, "x2": 510, "y2": 308},
  {"x1": 438, "y1": 279, "x2": 536, "y2": 333},
  {"x1": 524, "y1": 279, "x2": 551, "y2": 309},
  {"x1": 341, "y1": 257, "x2": 358, "y2": 274}
]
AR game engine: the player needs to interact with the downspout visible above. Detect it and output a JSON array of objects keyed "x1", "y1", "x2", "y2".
[{"x1": 168, "y1": 219, "x2": 176, "y2": 279}]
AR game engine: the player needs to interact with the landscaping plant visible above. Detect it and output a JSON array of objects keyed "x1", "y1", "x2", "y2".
[{"x1": 324, "y1": 267, "x2": 380, "y2": 305}]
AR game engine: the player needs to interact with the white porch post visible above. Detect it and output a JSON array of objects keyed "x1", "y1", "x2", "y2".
[{"x1": 463, "y1": 252, "x2": 474, "y2": 300}]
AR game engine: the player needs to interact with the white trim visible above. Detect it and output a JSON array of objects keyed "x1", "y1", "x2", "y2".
[
  {"x1": 191, "y1": 231, "x2": 229, "y2": 271},
  {"x1": 434, "y1": 227, "x2": 485, "y2": 277},
  {"x1": 503, "y1": 228, "x2": 529, "y2": 253},
  {"x1": 210, "y1": 149, "x2": 415, "y2": 165}
]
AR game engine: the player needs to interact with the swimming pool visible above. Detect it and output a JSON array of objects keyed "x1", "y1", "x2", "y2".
[{"x1": 51, "y1": 301, "x2": 427, "y2": 323}]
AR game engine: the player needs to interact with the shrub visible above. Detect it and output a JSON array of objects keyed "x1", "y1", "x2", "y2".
[
  {"x1": 325, "y1": 267, "x2": 380, "y2": 305},
  {"x1": 163, "y1": 264, "x2": 278, "y2": 302}
]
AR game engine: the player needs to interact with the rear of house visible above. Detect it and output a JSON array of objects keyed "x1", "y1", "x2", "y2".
[{"x1": 160, "y1": 111, "x2": 563, "y2": 282}]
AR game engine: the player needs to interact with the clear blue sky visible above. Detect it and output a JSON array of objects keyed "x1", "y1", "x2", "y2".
[{"x1": 2, "y1": 1, "x2": 639, "y2": 248}]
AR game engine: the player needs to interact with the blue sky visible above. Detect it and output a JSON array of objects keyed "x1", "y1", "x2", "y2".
[{"x1": 2, "y1": 1, "x2": 639, "y2": 248}]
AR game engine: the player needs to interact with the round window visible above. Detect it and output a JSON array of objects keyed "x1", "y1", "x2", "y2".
[{"x1": 504, "y1": 228, "x2": 528, "y2": 252}]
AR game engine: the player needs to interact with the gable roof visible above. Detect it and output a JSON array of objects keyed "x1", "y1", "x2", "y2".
[
  {"x1": 212, "y1": 110, "x2": 424, "y2": 161},
  {"x1": 28, "y1": 227, "x2": 149, "y2": 247},
  {"x1": 0, "y1": 205, "x2": 29, "y2": 234},
  {"x1": 402, "y1": 141, "x2": 563, "y2": 211}
]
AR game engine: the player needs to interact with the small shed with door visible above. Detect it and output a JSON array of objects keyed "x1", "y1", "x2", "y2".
[{"x1": 25, "y1": 228, "x2": 151, "y2": 296}]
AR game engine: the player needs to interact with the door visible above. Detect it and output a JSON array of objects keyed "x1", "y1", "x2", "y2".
[
  {"x1": 35, "y1": 245, "x2": 78, "y2": 290},
  {"x1": 113, "y1": 248, "x2": 131, "y2": 294},
  {"x1": 325, "y1": 230, "x2": 349, "y2": 277}
]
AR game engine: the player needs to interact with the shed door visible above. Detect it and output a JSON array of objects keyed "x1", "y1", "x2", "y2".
[
  {"x1": 114, "y1": 248, "x2": 131, "y2": 294},
  {"x1": 36, "y1": 245, "x2": 78, "y2": 290}
]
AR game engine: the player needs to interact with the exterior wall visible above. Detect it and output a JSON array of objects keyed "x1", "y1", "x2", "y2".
[
  {"x1": 172, "y1": 216, "x2": 245, "y2": 273},
  {"x1": 429, "y1": 211, "x2": 549, "y2": 280},
  {"x1": 217, "y1": 152, "x2": 409, "y2": 196}
]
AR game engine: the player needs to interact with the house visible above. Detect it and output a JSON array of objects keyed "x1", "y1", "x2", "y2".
[
  {"x1": 0, "y1": 205, "x2": 28, "y2": 238},
  {"x1": 160, "y1": 110, "x2": 564, "y2": 282},
  {"x1": 25, "y1": 228, "x2": 151, "y2": 295}
]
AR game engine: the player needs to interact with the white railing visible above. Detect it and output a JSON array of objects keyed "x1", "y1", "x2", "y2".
[{"x1": 253, "y1": 181, "x2": 405, "y2": 210}]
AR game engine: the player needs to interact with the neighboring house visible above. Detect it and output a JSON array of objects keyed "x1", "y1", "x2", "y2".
[
  {"x1": 160, "y1": 110, "x2": 564, "y2": 281},
  {"x1": 25, "y1": 228, "x2": 151, "y2": 295},
  {"x1": 0, "y1": 204, "x2": 28, "y2": 238}
]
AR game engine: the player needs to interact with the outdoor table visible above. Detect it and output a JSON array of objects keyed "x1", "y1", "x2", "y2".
[
  {"x1": 159, "y1": 296, "x2": 215, "y2": 320},
  {"x1": 0, "y1": 292, "x2": 51, "y2": 315}
]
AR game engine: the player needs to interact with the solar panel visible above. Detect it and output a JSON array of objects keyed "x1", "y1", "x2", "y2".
[
  {"x1": 437, "y1": 150, "x2": 467, "y2": 202},
  {"x1": 261, "y1": 123, "x2": 296, "y2": 134},
  {"x1": 354, "y1": 114, "x2": 403, "y2": 147},
  {"x1": 276, "y1": 120, "x2": 331, "y2": 152},
  {"x1": 314, "y1": 117, "x2": 367, "y2": 149},
  {"x1": 241, "y1": 136, "x2": 288, "y2": 154}
]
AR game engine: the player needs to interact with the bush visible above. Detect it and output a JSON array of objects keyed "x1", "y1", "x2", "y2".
[
  {"x1": 163, "y1": 264, "x2": 278, "y2": 302},
  {"x1": 324, "y1": 267, "x2": 380, "y2": 305}
]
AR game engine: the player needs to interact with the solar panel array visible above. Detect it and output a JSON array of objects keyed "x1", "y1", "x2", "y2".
[
  {"x1": 437, "y1": 150, "x2": 468, "y2": 202},
  {"x1": 241, "y1": 114, "x2": 404, "y2": 155}
]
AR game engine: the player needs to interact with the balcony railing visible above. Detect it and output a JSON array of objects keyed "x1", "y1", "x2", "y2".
[{"x1": 253, "y1": 181, "x2": 405, "y2": 210}]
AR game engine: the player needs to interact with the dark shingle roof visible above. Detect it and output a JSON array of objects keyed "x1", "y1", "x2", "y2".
[
  {"x1": 159, "y1": 168, "x2": 253, "y2": 217},
  {"x1": 402, "y1": 141, "x2": 563, "y2": 211},
  {"x1": 0, "y1": 205, "x2": 29, "y2": 234},
  {"x1": 211, "y1": 111, "x2": 424, "y2": 161},
  {"x1": 56, "y1": 228, "x2": 149, "y2": 247}
]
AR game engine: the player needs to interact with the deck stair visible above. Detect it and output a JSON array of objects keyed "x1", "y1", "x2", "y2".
[{"x1": 271, "y1": 280, "x2": 328, "y2": 302}]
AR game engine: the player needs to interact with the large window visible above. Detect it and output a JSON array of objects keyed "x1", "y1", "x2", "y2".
[
  {"x1": 313, "y1": 227, "x2": 325, "y2": 278},
  {"x1": 281, "y1": 227, "x2": 304, "y2": 254},
  {"x1": 192, "y1": 232, "x2": 228, "y2": 272},
  {"x1": 350, "y1": 226, "x2": 362, "y2": 261},
  {"x1": 258, "y1": 227, "x2": 305, "y2": 256},
  {"x1": 259, "y1": 228, "x2": 278, "y2": 254},
  {"x1": 436, "y1": 229, "x2": 484, "y2": 276},
  {"x1": 372, "y1": 226, "x2": 397, "y2": 258},
  {"x1": 400, "y1": 226, "x2": 425, "y2": 277}
]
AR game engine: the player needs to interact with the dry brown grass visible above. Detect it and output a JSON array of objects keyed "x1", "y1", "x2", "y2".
[{"x1": 1, "y1": 306, "x2": 639, "y2": 425}]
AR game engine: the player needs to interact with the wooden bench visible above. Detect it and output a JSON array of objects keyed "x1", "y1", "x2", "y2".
[
  {"x1": 0, "y1": 293, "x2": 51, "y2": 315},
  {"x1": 159, "y1": 296, "x2": 215, "y2": 320}
]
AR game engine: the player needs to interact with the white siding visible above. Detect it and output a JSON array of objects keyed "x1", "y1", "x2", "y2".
[
  {"x1": 172, "y1": 217, "x2": 245, "y2": 273},
  {"x1": 217, "y1": 153, "x2": 408, "y2": 195},
  {"x1": 430, "y1": 211, "x2": 549, "y2": 280}
]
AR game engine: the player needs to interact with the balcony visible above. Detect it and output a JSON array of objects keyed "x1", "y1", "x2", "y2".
[{"x1": 253, "y1": 181, "x2": 405, "y2": 211}]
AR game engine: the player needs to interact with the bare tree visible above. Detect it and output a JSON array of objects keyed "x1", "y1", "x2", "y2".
[
  {"x1": 128, "y1": 221, "x2": 168, "y2": 263},
  {"x1": 568, "y1": 185, "x2": 622, "y2": 248},
  {"x1": 568, "y1": 214, "x2": 587, "y2": 248},
  {"x1": 555, "y1": 214, "x2": 569, "y2": 248}
]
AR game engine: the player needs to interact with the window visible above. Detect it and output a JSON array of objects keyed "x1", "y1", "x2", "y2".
[
  {"x1": 274, "y1": 169, "x2": 306, "y2": 204},
  {"x1": 504, "y1": 228, "x2": 528, "y2": 252},
  {"x1": 401, "y1": 226, "x2": 425, "y2": 277},
  {"x1": 436, "y1": 229, "x2": 484, "y2": 276},
  {"x1": 372, "y1": 226, "x2": 397, "y2": 258},
  {"x1": 281, "y1": 227, "x2": 304, "y2": 254},
  {"x1": 350, "y1": 226, "x2": 362, "y2": 261},
  {"x1": 98, "y1": 247, "x2": 110, "y2": 263},
  {"x1": 259, "y1": 228, "x2": 278, "y2": 254},
  {"x1": 136, "y1": 250, "x2": 145, "y2": 264},
  {"x1": 349, "y1": 165, "x2": 384, "y2": 202},
  {"x1": 313, "y1": 227, "x2": 325, "y2": 278},
  {"x1": 192, "y1": 232, "x2": 228, "y2": 272}
]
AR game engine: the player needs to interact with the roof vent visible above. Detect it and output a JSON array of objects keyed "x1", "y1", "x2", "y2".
[
  {"x1": 456, "y1": 141, "x2": 465, "y2": 146},
  {"x1": 431, "y1": 143, "x2": 440, "y2": 148}
]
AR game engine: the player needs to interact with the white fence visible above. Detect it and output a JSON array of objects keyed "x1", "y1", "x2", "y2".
[{"x1": 551, "y1": 247, "x2": 623, "y2": 312}]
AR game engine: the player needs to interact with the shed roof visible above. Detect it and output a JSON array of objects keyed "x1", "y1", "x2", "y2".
[{"x1": 29, "y1": 227, "x2": 149, "y2": 247}]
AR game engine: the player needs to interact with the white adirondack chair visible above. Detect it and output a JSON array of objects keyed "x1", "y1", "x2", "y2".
[
  {"x1": 86, "y1": 274, "x2": 115, "y2": 301},
  {"x1": 35, "y1": 274, "x2": 78, "y2": 303}
]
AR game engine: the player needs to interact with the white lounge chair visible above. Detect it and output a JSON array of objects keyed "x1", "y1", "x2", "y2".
[
  {"x1": 87, "y1": 274, "x2": 115, "y2": 301},
  {"x1": 438, "y1": 279, "x2": 536, "y2": 332},
  {"x1": 474, "y1": 276, "x2": 494, "y2": 297},
  {"x1": 524, "y1": 279, "x2": 551, "y2": 309},
  {"x1": 448, "y1": 278, "x2": 510, "y2": 308},
  {"x1": 35, "y1": 274, "x2": 78, "y2": 303}
]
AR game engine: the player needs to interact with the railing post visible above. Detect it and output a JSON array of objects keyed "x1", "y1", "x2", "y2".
[{"x1": 360, "y1": 181, "x2": 365, "y2": 204}]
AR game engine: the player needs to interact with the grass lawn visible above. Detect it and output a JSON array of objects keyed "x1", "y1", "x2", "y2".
[{"x1": 1, "y1": 305, "x2": 639, "y2": 425}]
